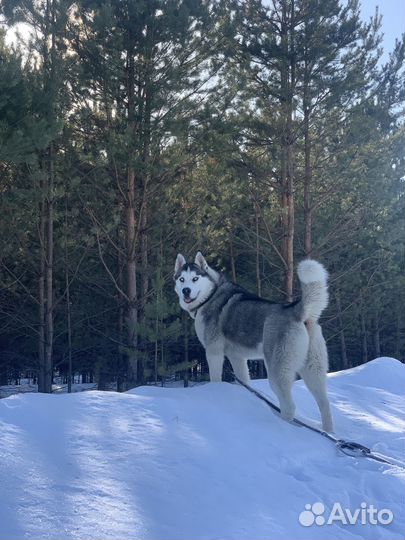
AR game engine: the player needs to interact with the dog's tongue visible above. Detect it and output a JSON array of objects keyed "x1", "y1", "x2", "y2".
[{"x1": 184, "y1": 298, "x2": 193, "y2": 304}]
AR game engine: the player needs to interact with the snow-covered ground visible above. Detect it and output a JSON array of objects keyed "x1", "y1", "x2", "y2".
[
  {"x1": 0, "y1": 378, "x2": 193, "y2": 399},
  {"x1": 0, "y1": 381, "x2": 98, "y2": 399},
  {"x1": 0, "y1": 357, "x2": 404, "y2": 540}
]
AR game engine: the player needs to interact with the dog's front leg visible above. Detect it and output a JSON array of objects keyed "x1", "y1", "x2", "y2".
[{"x1": 206, "y1": 350, "x2": 224, "y2": 382}]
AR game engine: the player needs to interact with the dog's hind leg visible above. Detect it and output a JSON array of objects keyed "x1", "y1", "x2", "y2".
[
  {"x1": 299, "y1": 323, "x2": 334, "y2": 432},
  {"x1": 264, "y1": 323, "x2": 308, "y2": 423},
  {"x1": 268, "y1": 369, "x2": 296, "y2": 422},
  {"x1": 229, "y1": 357, "x2": 250, "y2": 385}
]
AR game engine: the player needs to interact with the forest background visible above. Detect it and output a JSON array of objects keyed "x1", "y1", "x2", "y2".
[{"x1": 0, "y1": 0, "x2": 403, "y2": 392}]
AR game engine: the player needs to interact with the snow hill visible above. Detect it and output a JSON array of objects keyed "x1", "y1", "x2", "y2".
[{"x1": 0, "y1": 357, "x2": 404, "y2": 540}]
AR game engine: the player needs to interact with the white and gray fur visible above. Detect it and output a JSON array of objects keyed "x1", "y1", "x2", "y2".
[{"x1": 174, "y1": 252, "x2": 333, "y2": 432}]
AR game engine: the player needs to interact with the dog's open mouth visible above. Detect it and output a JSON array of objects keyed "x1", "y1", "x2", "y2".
[{"x1": 183, "y1": 293, "x2": 199, "y2": 304}]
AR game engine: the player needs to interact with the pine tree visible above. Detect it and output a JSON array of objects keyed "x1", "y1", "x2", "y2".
[
  {"x1": 69, "y1": 0, "x2": 216, "y2": 385},
  {"x1": 2, "y1": 0, "x2": 73, "y2": 392}
]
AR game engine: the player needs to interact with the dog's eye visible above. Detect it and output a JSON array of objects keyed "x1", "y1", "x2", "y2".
[
  {"x1": 179, "y1": 277, "x2": 185, "y2": 283},
  {"x1": 192, "y1": 277, "x2": 199, "y2": 282}
]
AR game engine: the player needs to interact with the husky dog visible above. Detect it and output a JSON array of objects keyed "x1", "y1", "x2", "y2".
[{"x1": 174, "y1": 252, "x2": 333, "y2": 432}]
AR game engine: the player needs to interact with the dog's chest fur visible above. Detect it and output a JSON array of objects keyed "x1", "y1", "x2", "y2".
[{"x1": 194, "y1": 311, "x2": 207, "y2": 347}]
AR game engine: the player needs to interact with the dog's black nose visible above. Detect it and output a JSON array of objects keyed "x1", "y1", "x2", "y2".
[{"x1": 182, "y1": 287, "x2": 191, "y2": 297}]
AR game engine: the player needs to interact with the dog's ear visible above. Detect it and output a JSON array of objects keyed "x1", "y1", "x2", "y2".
[
  {"x1": 174, "y1": 253, "x2": 186, "y2": 274},
  {"x1": 195, "y1": 251, "x2": 209, "y2": 271},
  {"x1": 195, "y1": 251, "x2": 220, "y2": 283}
]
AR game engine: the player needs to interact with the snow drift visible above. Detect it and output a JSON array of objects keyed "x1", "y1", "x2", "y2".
[{"x1": 0, "y1": 357, "x2": 404, "y2": 540}]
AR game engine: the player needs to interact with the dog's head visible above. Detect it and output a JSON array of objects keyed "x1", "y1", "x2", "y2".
[{"x1": 174, "y1": 252, "x2": 218, "y2": 313}]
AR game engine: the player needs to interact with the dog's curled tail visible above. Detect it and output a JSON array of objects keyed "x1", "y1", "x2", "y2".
[{"x1": 296, "y1": 260, "x2": 328, "y2": 323}]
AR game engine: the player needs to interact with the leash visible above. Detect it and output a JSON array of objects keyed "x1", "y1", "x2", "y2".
[{"x1": 233, "y1": 376, "x2": 404, "y2": 470}]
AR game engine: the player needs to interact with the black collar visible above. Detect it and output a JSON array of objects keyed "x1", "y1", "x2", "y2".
[{"x1": 189, "y1": 285, "x2": 217, "y2": 318}]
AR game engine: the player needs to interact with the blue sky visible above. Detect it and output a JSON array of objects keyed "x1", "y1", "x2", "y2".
[
  {"x1": 360, "y1": 0, "x2": 405, "y2": 59},
  {"x1": 5, "y1": 1, "x2": 405, "y2": 59}
]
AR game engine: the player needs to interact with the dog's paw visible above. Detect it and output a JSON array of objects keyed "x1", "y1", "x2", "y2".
[
  {"x1": 280, "y1": 409, "x2": 296, "y2": 423},
  {"x1": 322, "y1": 421, "x2": 334, "y2": 433}
]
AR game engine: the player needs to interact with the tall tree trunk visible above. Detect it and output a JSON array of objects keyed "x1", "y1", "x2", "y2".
[
  {"x1": 154, "y1": 301, "x2": 159, "y2": 385},
  {"x1": 38, "y1": 0, "x2": 55, "y2": 394},
  {"x1": 125, "y1": 48, "x2": 138, "y2": 386},
  {"x1": 117, "y1": 243, "x2": 125, "y2": 392},
  {"x1": 38, "y1": 174, "x2": 46, "y2": 391},
  {"x1": 140, "y1": 77, "x2": 151, "y2": 311},
  {"x1": 303, "y1": 96, "x2": 312, "y2": 258},
  {"x1": 44, "y1": 144, "x2": 54, "y2": 393},
  {"x1": 373, "y1": 311, "x2": 381, "y2": 358},
  {"x1": 303, "y1": 18, "x2": 312, "y2": 259},
  {"x1": 255, "y1": 203, "x2": 262, "y2": 296},
  {"x1": 137, "y1": 77, "x2": 152, "y2": 386},
  {"x1": 154, "y1": 256, "x2": 161, "y2": 385},
  {"x1": 360, "y1": 295, "x2": 368, "y2": 364},
  {"x1": 395, "y1": 300, "x2": 402, "y2": 360},
  {"x1": 280, "y1": 186, "x2": 294, "y2": 302},
  {"x1": 336, "y1": 290, "x2": 348, "y2": 369},
  {"x1": 66, "y1": 274, "x2": 72, "y2": 394},
  {"x1": 126, "y1": 167, "x2": 138, "y2": 384},
  {"x1": 140, "y1": 204, "x2": 148, "y2": 306},
  {"x1": 37, "y1": 148, "x2": 55, "y2": 394},
  {"x1": 280, "y1": 0, "x2": 295, "y2": 302},
  {"x1": 65, "y1": 193, "x2": 73, "y2": 393},
  {"x1": 229, "y1": 234, "x2": 237, "y2": 282}
]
